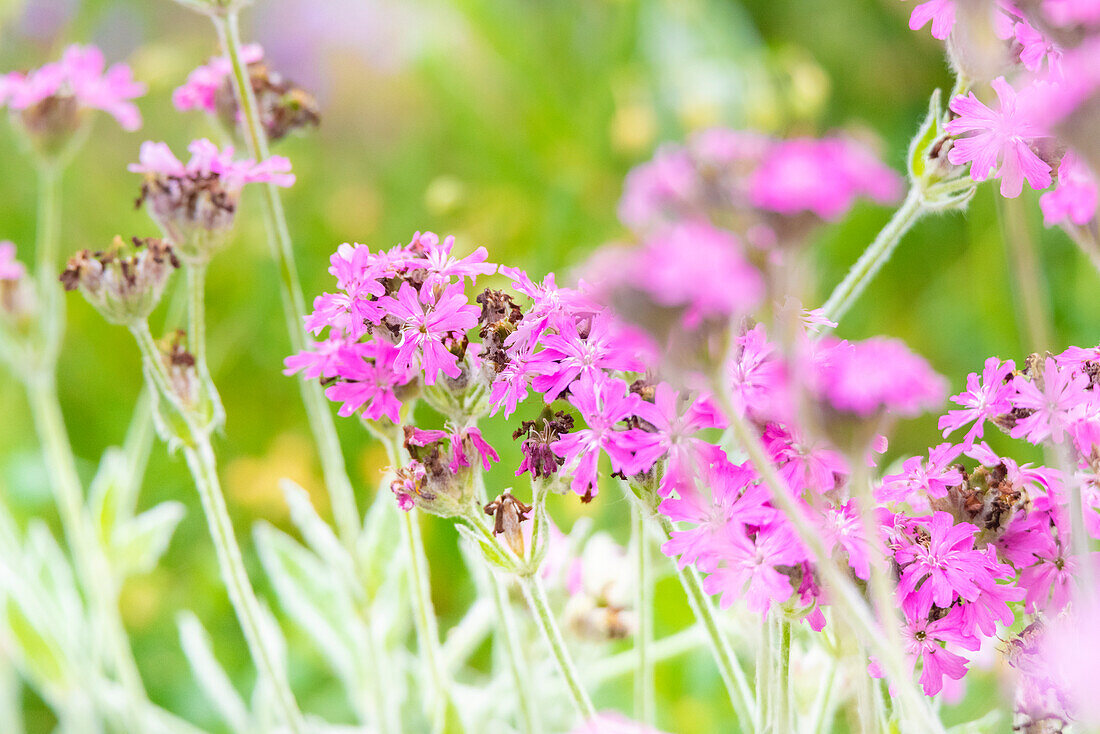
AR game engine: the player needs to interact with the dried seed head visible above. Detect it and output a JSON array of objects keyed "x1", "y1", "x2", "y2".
[
  {"x1": 60, "y1": 236, "x2": 179, "y2": 325},
  {"x1": 483, "y1": 492, "x2": 533, "y2": 557}
]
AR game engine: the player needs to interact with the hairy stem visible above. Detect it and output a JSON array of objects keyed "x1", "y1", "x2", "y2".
[
  {"x1": 633, "y1": 502, "x2": 656, "y2": 726},
  {"x1": 34, "y1": 165, "x2": 63, "y2": 365},
  {"x1": 774, "y1": 619, "x2": 792, "y2": 734},
  {"x1": 820, "y1": 188, "x2": 924, "y2": 327},
  {"x1": 489, "y1": 571, "x2": 539, "y2": 734},
  {"x1": 211, "y1": 9, "x2": 360, "y2": 548},
  {"x1": 517, "y1": 573, "x2": 596, "y2": 721},
  {"x1": 131, "y1": 320, "x2": 305, "y2": 733},
  {"x1": 999, "y1": 196, "x2": 1052, "y2": 352},
  {"x1": 756, "y1": 616, "x2": 773, "y2": 732}
]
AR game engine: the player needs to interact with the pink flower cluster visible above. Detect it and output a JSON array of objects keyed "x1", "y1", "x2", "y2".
[
  {"x1": 0, "y1": 242, "x2": 25, "y2": 282},
  {"x1": 908, "y1": 1, "x2": 1100, "y2": 227},
  {"x1": 618, "y1": 128, "x2": 901, "y2": 244},
  {"x1": 0, "y1": 44, "x2": 145, "y2": 131}
]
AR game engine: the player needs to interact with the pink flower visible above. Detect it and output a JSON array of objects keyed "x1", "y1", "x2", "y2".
[
  {"x1": 1044, "y1": 0, "x2": 1100, "y2": 27},
  {"x1": 946, "y1": 77, "x2": 1052, "y2": 198},
  {"x1": 550, "y1": 374, "x2": 649, "y2": 497},
  {"x1": 617, "y1": 146, "x2": 698, "y2": 231},
  {"x1": 0, "y1": 242, "x2": 25, "y2": 282},
  {"x1": 401, "y1": 231, "x2": 497, "y2": 290},
  {"x1": 570, "y1": 712, "x2": 669, "y2": 734},
  {"x1": 315, "y1": 339, "x2": 411, "y2": 421},
  {"x1": 379, "y1": 282, "x2": 480, "y2": 385},
  {"x1": 907, "y1": 0, "x2": 957, "y2": 39},
  {"x1": 813, "y1": 336, "x2": 946, "y2": 418},
  {"x1": 1040, "y1": 151, "x2": 1097, "y2": 226},
  {"x1": 130, "y1": 139, "x2": 296, "y2": 188},
  {"x1": 630, "y1": 383, "x2": 725, "y2": 493},
  {"x1": 763, "y1": 423, "x2": 848, "y2": 495},
  {"x1": 879, "y1": 443, "x2": 963, "y2": 502},
  {"x1": 173, "y1": 44, "x2": 263, "y2": 114},
  {"x1": 529, "y1": 313, "x2": 641, "y2": 401},
  {"x1": 1009, "y1": 359, "x2": 1091, "y2": 445},
  {"x1": 938, "y1": 357, "x2": 1016, "y2": 448},
  {"x1": 659, "y1": 452, "x2": 775, "y2": 571},
  {"x1": 749, "y1": 137, "x2": 902, "y2": 221},
  {"x1": 1014, "y1": 20, "x2": 1062, "y2": 74},
  {"x1": 728, "y1": 324, "x2": 790, "y2": 421},
  {"x1": 702, "y1": 521, "x2": 806, "y2": 614},
  {"x1": 901, "y1": 609, "x2": 979, "y2": 696},
  {"x1": 818, "y1": 501, "x2": 871, "y2": 580},
  {"x1": 2, "y1": 44, "x2": 145, "y2": 130},
  {"x1": 896, "y1": 512, "x2": 1005, "y2": 619}
]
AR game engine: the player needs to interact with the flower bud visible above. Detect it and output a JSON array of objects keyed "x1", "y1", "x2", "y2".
[{"x1": 60, "y1": 236, "x2": 178, "y2": 325}]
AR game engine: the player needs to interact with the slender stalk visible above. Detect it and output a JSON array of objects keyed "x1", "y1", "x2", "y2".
[
  {"x1": 647, "y1": 507, "x2": 756, "y2": 731},
  {"x1": 633, "y1": 503, "x2": 656, "y2": 726},
  {"x1": 774, "y1": 619, "x2": 792, "y2": 734},
  {"x1": 808, "y1": 656, "x2": 841, "y2": 734},
  {"x1": 709, "y1": 384, "x2": 945, "y2": 734},
  {"x1": 401, "y1": 510, "x2": 463, "y2": 731},
  {"x1": 1064, "y1": 223, "x2": 1100, "y2": 277},
  {"x1": 186, "y1": 265, "x2": 209, "y2": 373},
  {"x1": 588, "y1": 627, "x2": 704, "y2": 683},
  {"x1": 489, "y1": 572, "x2": 539, "y2": 734},
  {"x1": 182, "y1": 436, "x2": 305, "y2": 734},
  {"x1": 130, "y1": 321, "x2": 305, "y2": 734},
  {"x1": 999, "y1": 196, "x2": 1052, "y2": 352},
  {"x1": 211, "y1": 9, "x2": 359, "y2": 547},
  {"x1": 820, "y1": 188, "x2": 924, "y2": 327},
  {"x1": 517, "y1": 573, "x2": 597, "y2": 721},
  {"x1": 34, "y1": 164, "x2": 63, "y2": 364},
  {"x1": 756, "y1": 616, "x2": 773, "y2": 732}
]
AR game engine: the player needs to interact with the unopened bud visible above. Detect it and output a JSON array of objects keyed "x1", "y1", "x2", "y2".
[{"x1": 60, "y1": 236, "x2": 178, "y2": 325}]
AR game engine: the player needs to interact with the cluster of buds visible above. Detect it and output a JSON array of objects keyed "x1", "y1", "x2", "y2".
[
  {"x1": 173, "y1": 44, "x2": 319, "y2": 143},
  {"x1": 60, "y1": 237, "x2": 178, "y2": 326},
  {"x1": 390, "y1": 426, "x2": 499, "y2": 518}
]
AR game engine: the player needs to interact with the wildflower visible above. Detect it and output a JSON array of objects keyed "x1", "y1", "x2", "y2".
[
  {"x1": 379, "y1": 281, "x2": 480, "y2": 385},
  {"x1": 899, "y1": 608, "x2": 979, "y2": 696},
  {"x1": 763, "y1": 423, "x2": 848, "y2": 495},
  {"x1": 938, "y1": 357, "x2": 1016, "y2": 448},
  {"x1": 563, "y1": 533, "x2": 636, "y2": 640},
  {"x1": 818, "y1": 501, "x2": 872, "y2": 580},
  {"x1": 631, "y1": 382, "x2": 725, "y2": 493},
  {"x1": 310, "y1": 339, "x2": 412, "y2": 421},
  {"x1": 1040, "y1": 151, "x2": 1097, "y2": 226},
  {"x1": 550, "y1": 374, "x2": 649, "y2": 498},
  {"x1": 529, "y1": 313, "x2": 641, "y2": 401},
  {"x1": 702, "y1": 520, "x2": 807, "y2": 614},
  {"x1": 945, "y1": 77, "x2": 1052, "y2": 198},
  {"x1": 60, "y1": 237, "x2": 178, "y2": 325},
  {"x1": 1009, "y1": 358, "x2": 1091, "y2": 445},
  {"x1": 748, "y1": 137, "x2": 902, "y2": 221},
  {"x1": 514, "y1": 410, "x2": 574, "y2": 478},
  {"x1": 174, "y1": 44, "x2": 319, "y2": 142},
  {"x1": 483, "y1": 492, "x2": 533, "y2": 556},
  {"x1": 130, "y1": 139, "x2": 294, "y2": 263},
  {"x1": 401, "y1": 231, "x2": 497, "y2": 291},
  {"x1": 659, "y1": 451, "x2": 774, "y2": 571},
  {"x1": 2, "y1": 45, "x2": 144, "y2": 157},
  {"x1": 895, "y1": 512, "x2": 1003, "y2": 619},
  {"x1": 728, "y1": 325, "x2": 789, "y2": 421},
  {"x1": 906, "y1": 0, "x2": 957, "y2": 40},
  {"x1": 813, "y1": 336, "x2": 946, "y2": 418},
  {"x1": 879, "y1": 443, "x2": 964, "y2": 502},
  {"x1": 617, "y1": 145, "x2": 698, "y2": 231}
]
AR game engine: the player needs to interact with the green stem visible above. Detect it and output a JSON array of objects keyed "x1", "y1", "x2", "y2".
[
  {"x1": 633, "y1": 502, "x2": 656, "y2": 727},
  {"x1": 808, "y1": 656, "x2": 841, "y2": 734},
  {"x1": 517, "y1": 573, "x2": 597, "y2": 721},
  {"x1": 182, "y1": 436, "x2": 305, "y2": 734},
  {"x1": 131, "y1": 321, "x2": 305, "y2": 733},
  {"x1": 710, "y1": 384, "x2": 945, "y2": 734},
  {"x1": 211, "y1": 9, "x2": 360, "y2": 548},
  {"x1": 820, "y1": 188, "x2": 924, "y2": 327},
  {"x1": 757, "y1": 616, "x2": 773, "y2": 732},
  {"x1": 999, "y1": 196, "x2": 1052, "y2": 352},
  {"x1": 34, "y1": 165, "x2": 63, "y2": 366},
  {"x1": 774, "y1": 619, "x2": 792, "y2": 734},
  {"x1": 1064, "y1": 222, "x2": 1100, "y2": 277},
  {"x1": 488, "y1": 571, "x2": 539, "y2": 734},
  {"x1": 648, "y1": 509, "x2": 757, "y2": 731}
]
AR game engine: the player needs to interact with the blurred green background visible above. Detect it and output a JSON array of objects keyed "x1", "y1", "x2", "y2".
[{"x1": 1, "y1": 0, "x2": 1096, "y2": 731}]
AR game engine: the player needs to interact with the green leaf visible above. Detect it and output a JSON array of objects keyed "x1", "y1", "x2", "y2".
[
  {"x1": 908, "y1": 88, "x2": 943, "y2": 183},
  {"x1": 177, "y1": 611, "x2": 251, "y2": 734},
  {"x1": 4, "y1": 597, "x2": 68, "y2": 693},
  {"x1": 110, "y1": 501, "x2": 186, "y2": 578}
]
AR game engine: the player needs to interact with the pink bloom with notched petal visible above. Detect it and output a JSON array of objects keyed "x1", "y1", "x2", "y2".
[
  {"x1": 401, "y1": 231, "x2": 497, "y2": 290},
  {"x1": 1040, "y1": 151, "x2": 1097, "y2": 226},
  {"x1": 1010, "y1": 359, "x2": 1091, "y2": 445},
  {"x1": 946, "y1": 77, "x2": 1052, "y2": 198},
  {"x1": 749, "y1": 137, "x2": 902, "y2": 221},
  {"x1": 818, "y1": 500, "x2": 872, "y2": 580},
  {"x1": 379, "y1": 282, "x2": 479, "y2": 385},
  {"x1": 173, "y1": 44, "x2": 263, "y2": 114},
  {"x1": 703, "y1": 521, "x2": 806, "y2": 614},
  {"x1": 938, "y1": 357, "x2": 1016, "y2": 448},
  {"x1": 631, "y1": 383, "x2": 726, "y2": 493},
  {"x1": 551, "y1": 374, "x2": 649, "y2": 497},
  {"x1": 283, "y1": 335, "x2": 361, "y2": 380},
  {"x1": 129, "y1": 139, "x2": 296, "y2": 188},
  {"x1": 488, "y1": 357, "x2": 535, "y2": 418},
  {"x1": 319, "y1": 339, "x2": 411, "y2": 421},
  {"x1": 0, "y1": 242, "x2": 25, "y2": 281},
  {"x1": 659, "y1": 453, "x2": 775, "y2": 572},
  {"x1": 3, "y1": 44, "x2": 145, "y2": 130},
  {"x1": 907, "y1": 0, "x2": 957, "y2": 39},
  {"x1": 878, "y1": 443, "x2": 963, "y2": 503},
  {"x1": 895, "y1": 512, "x2": 999, "y2": 619},
  {"x1": 900, "y1": 608, "x2": 979, "y2": 696},
  {"x1": 1044, "y1": 0, "x2": 1100, "y2": 26},
  {"x1": 529, "y1": 313, "x2": 642, "y2": 402},
  {"x1": 813, "y1": 336, "x2": 946, "y2": 418},
  {"x1": 450, "y1": 427, "x2": 500, "y2": 472},
  {"x1": 1015, "y1": 20, "x2": 1062, "y2": 75},
  {"x1": 728, "y1": 324, "x2": 789, "y2": 421},
  {"x1": 617, "y1": 145, "x2": 698, "y2": 231},
  {"x1": 763, "y1": 423, "x2": 848, "y2": 495}
]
